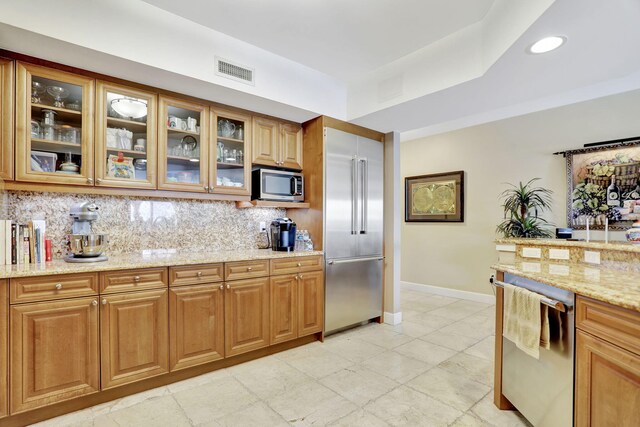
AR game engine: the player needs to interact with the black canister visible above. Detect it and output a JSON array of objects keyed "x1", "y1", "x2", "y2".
[{"x1": 270, "y1": 218, "x2": 297, "y2": 252}]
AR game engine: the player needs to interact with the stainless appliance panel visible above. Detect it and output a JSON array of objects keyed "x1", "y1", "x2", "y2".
[
  {"x1": 324, "y1": 257, "x2": 383, "y2": 334},
  {"x1": 324, "y1": 128, "x2": 358, "y2": 259},
  {"x1": 502, "y1": 274, "x2": 574, "y2": 427},
  {"x1": 252, "y1": 169, "x2": 304, "y2": 202},
  {"x1": 356, "y1": 135, "x2": 384, "y2": 257}
]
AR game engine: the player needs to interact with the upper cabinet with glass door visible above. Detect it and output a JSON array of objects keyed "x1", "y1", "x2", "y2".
[
  {"x1": 95, "y1": 81, "x2": 157, "y2": 189},
  {"x1": 158, "y1": 96, "x2": 209, "y2": 192},
  {"x1": 211, "y1": 109, "x2": 251, "y2": 196},
  {"x1": 15, "y1": 62, "x2": 94, "y2": 185}
]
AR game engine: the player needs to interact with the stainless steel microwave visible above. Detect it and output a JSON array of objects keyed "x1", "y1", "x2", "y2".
[{"x1": 252, "y1": 168, "x2": 304, "y2": 202}]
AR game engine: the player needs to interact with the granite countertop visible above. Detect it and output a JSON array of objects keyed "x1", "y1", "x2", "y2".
[
  {"x1": 495, "y1": 238, "x2": 640, "y2": 253},
  {"x1": 0, "y1": 249, "x2": 325, "y2": 279},
  {"x1": 492, "y1": 260, "x2": 640, "y2": 312}
]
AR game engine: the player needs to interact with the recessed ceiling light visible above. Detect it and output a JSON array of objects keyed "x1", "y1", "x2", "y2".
[{"x1": 527, "y1": 36, "x2": 566, "y2": 54}]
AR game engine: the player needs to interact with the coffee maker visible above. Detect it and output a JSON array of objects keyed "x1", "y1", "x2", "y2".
[{"x1": 270, "y1": 218, "x2": 296, "y2": 252}]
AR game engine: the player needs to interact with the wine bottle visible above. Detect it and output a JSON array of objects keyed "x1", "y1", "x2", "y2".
[{"x1": 607, "y1": 175, "x2": 621, "y2": 206}]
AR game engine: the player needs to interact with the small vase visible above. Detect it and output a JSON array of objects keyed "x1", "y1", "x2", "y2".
[{"x1": 626, "y1": 220, "x2": 640, "y2": 243}]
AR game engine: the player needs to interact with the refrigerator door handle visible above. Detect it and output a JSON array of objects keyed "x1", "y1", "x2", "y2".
[
  {"x1": 351, "y1": 156, "x2": 358, "y2": 235},
  {"x1": 359, "y1": 158, "x2": 368, "y2": 234},
  {"x1": 328, "y1": 257, "x2": 384, "y2": 265}
]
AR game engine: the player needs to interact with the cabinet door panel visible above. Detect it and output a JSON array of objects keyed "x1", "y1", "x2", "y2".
[
  {"x1": 101, "y1": 289, "x2": 168, "y2": 389},
  {"x1": 252, "y1": 117, "x2": 278, "y2": 166},
  {"x1": 280, "y1": 123, "x2": 303, "y2": 170},
  {"x1": 170, "y1": 284, "x2": 225, "y2": 371},
  {"x1": 575, "y1": 330, "x2": 640, "y2": 427},
  {"x1": 270, "y1": 275, "x2": 297, "y2": 344},
  {"x1": 0, "y1": 59, "x2": 13, "y2": 181},
  {"x1": 298, "y1": 271, "x2": 324, "y2": 336},
  {"x1": 225, "y1": 277, "x2": 270, "y2": 357},
  {"x1": 211, "y1": 109, "x2": 251, "y2": 195},
  {"x1": 0, "y1": 280, "x2": 7, "y2": 418},
  {"x1": 10, "y1": 297, "x2": 99, "y2": 413}
]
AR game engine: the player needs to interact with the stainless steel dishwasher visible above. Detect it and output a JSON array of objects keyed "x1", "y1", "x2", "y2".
[{"x1": 496, "y1": 273, "x2": 575, "y2": 427}]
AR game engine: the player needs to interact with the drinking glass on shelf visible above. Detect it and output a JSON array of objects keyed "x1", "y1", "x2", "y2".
[{"x1": 223, "y1": 148, "x2": 230, "y2": 163}]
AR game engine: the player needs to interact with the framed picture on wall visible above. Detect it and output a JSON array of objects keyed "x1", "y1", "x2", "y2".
[
  {"x1": 405, "y1": 170, "x2": 464, "y2": 222},
  {"x1": 565, "y1": 139, "x2": 640, "y2": 230}
]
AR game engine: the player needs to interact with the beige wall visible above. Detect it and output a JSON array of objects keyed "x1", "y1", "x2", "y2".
[{"x1": 401, "y1": 89, "x2": 640, "y2": 295}]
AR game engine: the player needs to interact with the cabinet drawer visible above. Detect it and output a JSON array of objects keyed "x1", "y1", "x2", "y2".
[
  {"x1": 100, "y1": 268, "x2": 168, "y2": 294},
  {"x1": 224, "y1": 260, "x2": 270, "y2": 281},
  {"x1": 10, "y1": 273, "x2": 98, "y2": 304},
  {"x1": 270, "y1": 255, "x2": 323, "y2": 275},
  {"x1": 576, "y1": 296, "x2": 640, "y2": 355},
  {"x1": 170, "y1": 264, "x2": 224, "y2": 287}
]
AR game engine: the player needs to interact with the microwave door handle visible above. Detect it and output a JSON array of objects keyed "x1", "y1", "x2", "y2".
[
  {"x1": 360, "y1": 158, "x2": 367, "y2": 234},
  {"x1": 290, "y1": 176, "x2": 296, "y2": 196},
  {"x1": 351, "y1": 157, "x2": 358, "y2": 235}
]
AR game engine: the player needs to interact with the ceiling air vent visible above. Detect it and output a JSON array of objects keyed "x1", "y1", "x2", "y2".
[{"x1": 215, "y1": 57, "x2": 255, "y2": 85}]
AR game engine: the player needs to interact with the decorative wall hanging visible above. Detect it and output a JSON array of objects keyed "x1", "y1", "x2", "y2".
[{"x1": 405, "y1": 170, "x2": 464, "y2": 222}]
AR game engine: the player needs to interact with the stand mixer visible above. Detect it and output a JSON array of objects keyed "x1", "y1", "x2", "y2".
[{"x1": 64, "y1": 202, "x2": 109, "y2": 263}]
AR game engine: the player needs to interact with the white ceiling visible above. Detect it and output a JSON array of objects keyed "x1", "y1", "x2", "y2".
[{"x1": 141, "y1": 0, "x2": 495, "y2": 81}]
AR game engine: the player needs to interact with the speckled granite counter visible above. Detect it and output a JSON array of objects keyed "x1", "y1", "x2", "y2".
[
  {"x1": 492, "y1": 260, "x2": 640, "y2": 312},
  {"x1": 495, "y1": 238, "x2": 640, "y2": 254},
  {"x1": 0, "y1": 249, "x2": 324, "y2": 279}
]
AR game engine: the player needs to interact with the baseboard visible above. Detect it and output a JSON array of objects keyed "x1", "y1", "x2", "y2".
[
  {"x1": 401, "y1": 281, "x2": 495, "y2": 304},
  {"x1": 383, "y1": 311, "x2": 403, "y2": 325}
]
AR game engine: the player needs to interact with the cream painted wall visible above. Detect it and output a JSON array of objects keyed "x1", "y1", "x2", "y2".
[{"x1": 401, "y1": 89, "x2": 640, "y2": 295}]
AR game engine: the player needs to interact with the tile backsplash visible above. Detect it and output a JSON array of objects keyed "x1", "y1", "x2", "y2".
[{"x1": 2, "y1": 191, "x2": 285, "y2": 258}]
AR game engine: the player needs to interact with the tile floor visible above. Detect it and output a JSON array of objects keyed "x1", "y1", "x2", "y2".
[{"x1": 35, "y1": 287, "x2": 531, "y2": 427}]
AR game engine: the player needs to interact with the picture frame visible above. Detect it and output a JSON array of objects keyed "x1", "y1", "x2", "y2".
[
  {"x1": 564, "y1": 139, "x2": 640, "y2": 230},
  {"x1": 405, "y1": 170, "x2": 464, "y2": 222}
]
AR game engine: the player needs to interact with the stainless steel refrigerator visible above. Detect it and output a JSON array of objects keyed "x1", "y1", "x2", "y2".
[{"x1": 324, "y1": 127, "x2": 384, "y2": 334}]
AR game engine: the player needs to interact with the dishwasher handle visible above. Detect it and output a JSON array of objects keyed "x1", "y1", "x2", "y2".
[{"x1": 489, "y1": 275, "x2": 568, "y2": 313}]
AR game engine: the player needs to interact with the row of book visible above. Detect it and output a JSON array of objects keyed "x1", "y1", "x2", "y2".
[{"x1": 0, "y1": 220, "x2": 52, "y2": 265}]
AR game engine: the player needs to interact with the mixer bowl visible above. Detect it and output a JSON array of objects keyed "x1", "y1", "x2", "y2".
[{"x1": 67, "y1": 234, "x2": 108, "y2": 257}]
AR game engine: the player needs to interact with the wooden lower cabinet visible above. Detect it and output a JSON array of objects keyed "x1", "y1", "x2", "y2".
[
  {"x1": 100, "y1": 289, "x2": 169, "y2": 390},
  {"x1": 270, "y1": 274, "x2": 298, "y2": 344},
  {"x1": 298, "y1": 271, "x2": 324, "y2": 336},
  {"x1": 0, "y1": 280, "x2": 7, "y2": 418},
  {"x1": 10, "y1": 297, "x2": 100, "y2": 414},
  {"x1": 575, "y1": 330, "x2": 640, "y2": 426},
  {"x1": 225, "y1": 277, "x2": 270, "y2": 357},
  {"x1": 170, "y1": 283, "x2": 225, "y2": 371}
]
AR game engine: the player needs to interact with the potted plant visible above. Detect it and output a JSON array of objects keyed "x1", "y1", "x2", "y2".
[{"x1": 497, "y1": 178, "x2": 555, "y2": 238}]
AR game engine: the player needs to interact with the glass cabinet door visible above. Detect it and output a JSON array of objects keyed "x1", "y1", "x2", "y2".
[
  {"x1": 211, "y1": 109, "x2": 251, "y2": 195},
  {"x1": 95, "y1": 81, "x2": 157, "y2": 189},
  {"x1": 15, "y1": 62, "x2": 94, "y2": 185},
  {"x1": 158, "y1": 96, "x2": 209, "y2": 192},
  {"x1": 0, "y1": 58, "x2": 13, "y2": 181}
]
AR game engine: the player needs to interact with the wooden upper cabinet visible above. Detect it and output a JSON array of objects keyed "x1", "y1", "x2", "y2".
[
  {"x1": 15, "y1": 62, "x2": 94, "y2": 186},
  {"x1": 95, "y1": 81, "x2": 157, "y2": 189},
  {"x1": 170, "y1": 283, "x2": 225, "y2": 371},
  {"x1": 298, "y1": 271, "x2": 324, "y2": 336},
  {"x1": 270, "y1": 274, "x2": 298, "y2": 344},
  {"x1": 10, "y1": 297, "x2": 100, "y2": 414},
  {"x1": 252, "y1": 117, "x2": 279, "y2": 167},
  {"x1": 211, "y1": 109, "x2": 251, "y2": 195},
  {"x1": 158, "y1": 96, "x2": 209, "y2": 192},
  {"x1": 280, "y1": 123, "x2": 303, "y2": 170},
  {"x1": 225, "y1": 277, "x2": 270, "y2": 357},
  {"x1": 575, "y1": 330, "x2": 640, "y2": 427},
  {"x1": 0, "y1": 280, "x2": 7, "y2": 419},
  {"x1": 100, "y1": 289, "x2": 169, "y2": 390},
  {"x1": 0, "y1": 59, "x2": 14, "y2": 181},
  {"x1": 251, "y1": 117, "x2": 302, "y2": 170}
]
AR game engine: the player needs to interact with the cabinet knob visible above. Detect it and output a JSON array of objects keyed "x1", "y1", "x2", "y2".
[
  {"x1": 55, "y1": 283, "x2": 63, "y2": 290},
  {"x1": 133, "y1": 276, "x2": 141, "y2": 282},
  {"x1": 297, "y1": 263, "x2": 301, "y2": 267},
  {"x1": 226, "y1": 284, "x2": 230, "y2": 290},
  {"x1": 204, "y1": 186, "x2": 209, "y2": 191},
  {"x1": 219, "y1": 284, "x2": 224, "y2": 290},
  {"x1": 101, "y1": 299, "x2": 107, "y2": 305},
  {"x1": 247, "y1": 267, "x2": 253, "y2": 272},
  {"x1": 96, "y1": 178, "x2": 102, "y2": 184},
  {"x1": 91, "y1": 300, "x2": 98, "y2": 306},
  {"x1": 295, "y1": 275, "x2": 299, "y2": 280},
  {"x1": 197, "y1": 271, "x2": 203, "y2": 277},
  {"x1": 87, "y1": 178, "x2": 93, "y2": 184},
  {"x1": 298, "y1": 274, "x2": 303, "y2": 279}
]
